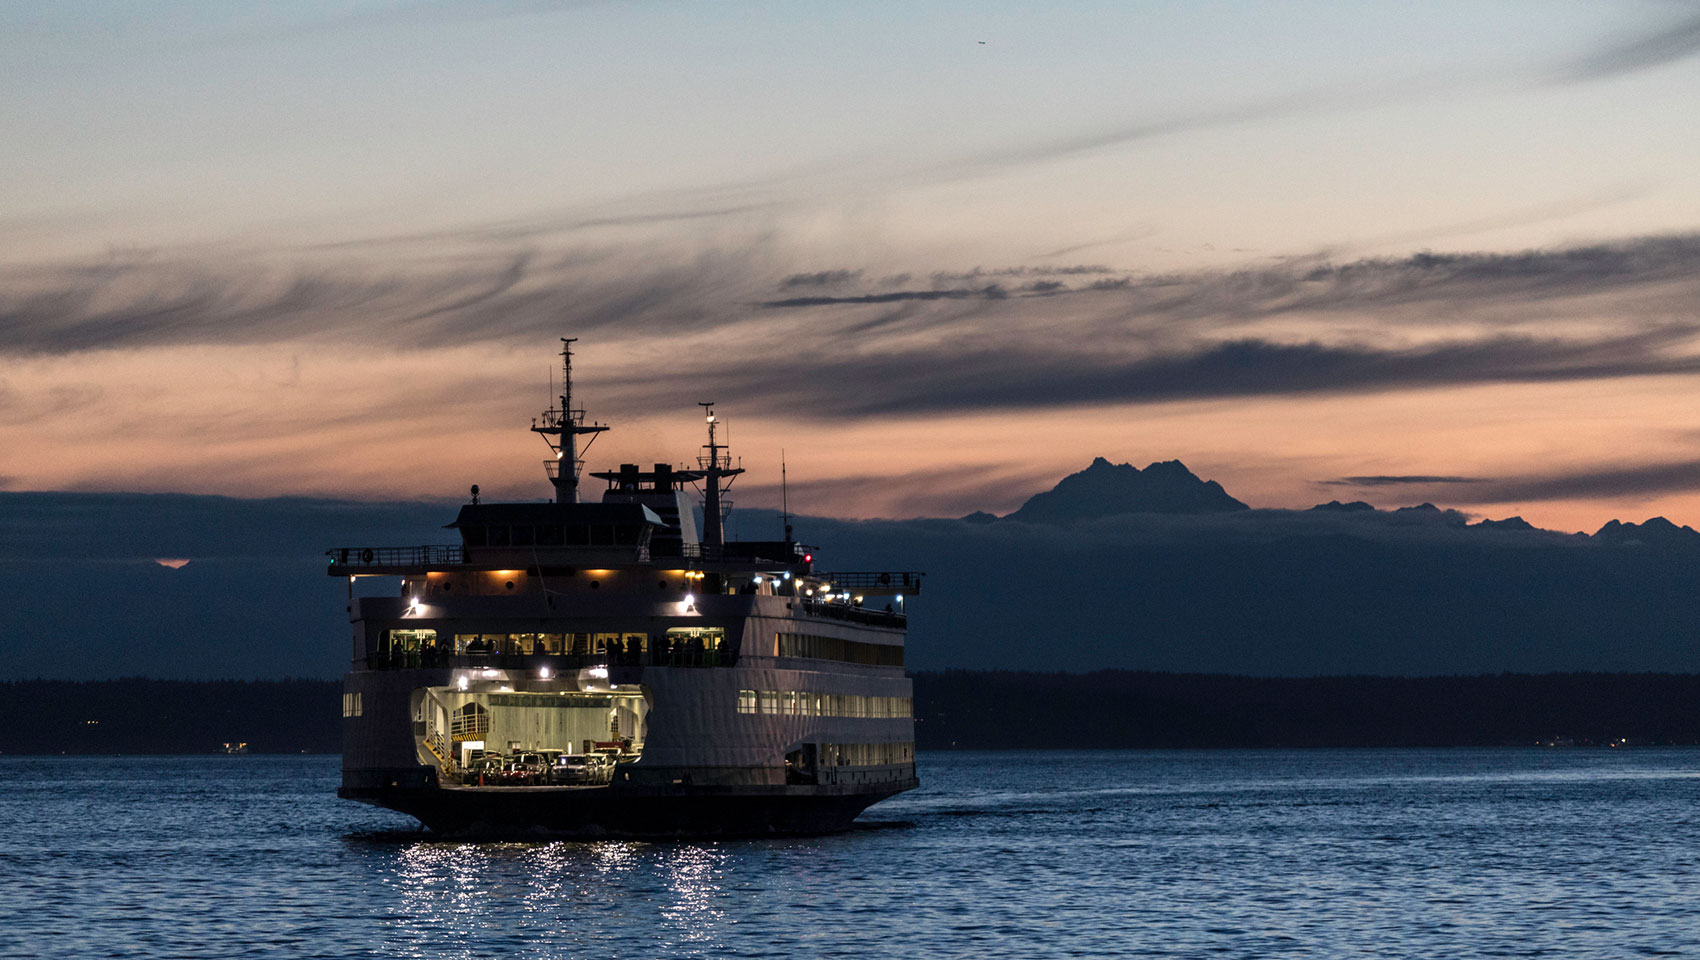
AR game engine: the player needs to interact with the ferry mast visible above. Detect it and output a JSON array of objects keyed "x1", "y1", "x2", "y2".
[
  {"x1": 697, "y1": 401, "x2": 744, "y2": 548},
  {"x1": 531, "y1": 338, "x2": 608, "y2": 504}
]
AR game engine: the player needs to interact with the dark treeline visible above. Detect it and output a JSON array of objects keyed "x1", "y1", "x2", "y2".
[
  {"x1": 6, "y1": 672, "x2": 1700, "y2": 755},
  {"x1": 915, "y1": 671, "x2": 1700, "y2": 748},
  {"x1": 0, "y1": 678, "x2": 341, "y2": 755}
]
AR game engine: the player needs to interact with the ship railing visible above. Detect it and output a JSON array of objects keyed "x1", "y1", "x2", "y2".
[
  {"x1": 424, "y1": 731, "x2": 458, "y2": 774},
  {"x1": 362, "y1": 638, "x2": 749, "y2": 671},
  {"x1": 327, "y1": 544, "x2": 469, "y2": 568},
  {"x1": 816, "y1": 571, "x2": 923, "y2": 594},
  {"x1": 673, "y1": 542, "x2": 812, "y2": 564},
  {"x1": 796, "y1": 598, "x2": 907, "y2": 627}
]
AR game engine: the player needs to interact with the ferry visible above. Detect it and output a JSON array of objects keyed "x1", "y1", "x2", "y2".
[{"x1": 331, "y1": 340, "x2": 920, "y2": 835}]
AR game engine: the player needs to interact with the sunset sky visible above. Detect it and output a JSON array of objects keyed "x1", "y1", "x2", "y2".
[{"x1": 5, "y1": 1, "x2": 1700, "y2": 532}]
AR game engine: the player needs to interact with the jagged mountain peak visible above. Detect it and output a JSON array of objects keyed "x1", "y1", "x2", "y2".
[
  {"x1": 1001, "y1": 458, "x2": 1249, "y2": 525},
  {"x1": 1592, "y1": 516, "x2": 1700, "y2": 547}
]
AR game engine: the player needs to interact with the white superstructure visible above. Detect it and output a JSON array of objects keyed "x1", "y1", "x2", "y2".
[{"x1": 332, "y1": 341, "x2": 919, "y2": 835}]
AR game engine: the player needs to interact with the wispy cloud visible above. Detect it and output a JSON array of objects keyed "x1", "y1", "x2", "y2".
[
  {"x1": 6, "y1": 233, "x2": 1700, "y2": 422},
  {"x1": 733, "y1": 464, "x2": 1062, "y2": 521},
  {"x1": 1322, "y1": 476, "x2": 1489, "y2": 487},
  {"x1": 1551, "y1": 8, "x2": 1700, "y2": 83},
  {"x1": 1327, "y1": 458, "x2": 1700, "y2": 507},
  {"x1": 662, "y1": 328, "x2": 1700, "y2": 417},
  {"x1": 1466, "y1": 459, "x2": 1700, "y2": 504}
]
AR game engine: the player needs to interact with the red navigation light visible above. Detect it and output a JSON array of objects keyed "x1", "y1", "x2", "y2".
[{"x1": 803, "y1": 553, "x2": 813, "y2": 563}]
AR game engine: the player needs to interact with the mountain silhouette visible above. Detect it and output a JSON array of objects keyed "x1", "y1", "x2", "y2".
[
  {"x1": 1592, "y1": 517, "x2": 1700, "y2": 549},
  {"x1": 1002, "y1": 457, "x2": 1248, "y2": 524},
  {"x1": 10, "y1": 488, "x2": 1700, "y2": 678},
  {"x1": 1473, "y1": 516, "x2": 1537, "y2": 532}
]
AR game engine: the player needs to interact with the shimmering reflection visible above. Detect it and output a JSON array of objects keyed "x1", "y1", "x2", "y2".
[
  {"x1": 373, "y1": 839, "x2": 737, "y2": 957},
  {"x1": 4, "y1": 751, "x2": 1700, "y2": 959},
  {"x1": 656, "y1": 846, "x2": 728, "y2": 947}
]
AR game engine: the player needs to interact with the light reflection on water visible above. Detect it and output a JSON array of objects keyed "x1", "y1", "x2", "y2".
[
  {"x1": 3, "y1": 750, "x2": 1700, "y2": 958},
  {"x1": 378, "y1": 839, "x2": 735, "y2": 957}
]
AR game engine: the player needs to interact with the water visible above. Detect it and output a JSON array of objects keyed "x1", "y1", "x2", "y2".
[{"x1": 2, "y1": 750, "x2": 1698, "y2": 958}]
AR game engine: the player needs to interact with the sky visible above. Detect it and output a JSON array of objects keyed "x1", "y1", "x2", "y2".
[{"x1": 4, "y1": 1, "x2": 1700, "y2": 532}]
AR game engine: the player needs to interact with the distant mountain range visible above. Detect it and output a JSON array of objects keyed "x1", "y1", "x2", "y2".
[
  {"x1": 6, "y1": 462, "x2": 1700, "y2": 679},
  {"x1": 968, "y1": 457, "x2": 1700, "y2": 549}
]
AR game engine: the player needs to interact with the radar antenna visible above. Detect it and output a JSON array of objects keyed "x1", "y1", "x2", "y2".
[
  {"x1": 780, "y1": 450, "x2": 793, "y2": 542},
  {"x1": 696, "y1": 402, "x2": 745, "y2": 548},
  {"x1": 530, "y1": 338, "x2": 609, "y2": 504}
]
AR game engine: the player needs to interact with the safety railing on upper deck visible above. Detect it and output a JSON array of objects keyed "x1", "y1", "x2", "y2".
[
  {"x1": 817, "y1": 571, "x2": 924, "y2": 593},
  {"x1": 795, "y1": 597, "x2": 907, "y2": 628},
  {"x1": 327, "y1": 544, "x2": 469, "y2": 568}
]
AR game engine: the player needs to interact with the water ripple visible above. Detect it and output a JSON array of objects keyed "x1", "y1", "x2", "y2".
[{"x1": 2, "y1": 750, "x2": 1698, "y2": 958}]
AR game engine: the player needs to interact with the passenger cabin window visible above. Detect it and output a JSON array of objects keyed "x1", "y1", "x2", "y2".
[
  {"x1": 462, "y1": 526, "x2": 487, "y2": 547},
  {"x1": 662, "y1": 627, "x2": 727, "y2": 667},
  {"x1": 536, "y1": 525, "x2": 564, "y2": 546},
  {"x1": 511, "y1": 526, "x2": 534, "y2": 547},
  {"x1": 487, "y1": 526, "x2": 510, "y2": 547},
  {"x1": 776, "y1": 632, "x2": 904, "y2": 667}
]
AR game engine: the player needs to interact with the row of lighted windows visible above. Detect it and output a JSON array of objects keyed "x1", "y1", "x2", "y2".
[
  {"x1": 820, "y1": 742, "x2": 914, "y2": 767},
  {"x1": 735, "y1": 690, "x2": 912, "y2": 719},
  {"x1": 383, "y1": 628, "x2": 724, "y2": 656},
  {"x1": 341, "y1": 692, "x2": 364, "y2": 717},
  {"x1": 460, "y1": 524, "x2": 645, "y2": 548},
  {"x1": 776, "y1": 632, "x2": 904, "y2": 667}
]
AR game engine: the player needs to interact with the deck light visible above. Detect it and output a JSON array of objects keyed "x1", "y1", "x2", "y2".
[
  {"x1": 895, "y1": 594, "x2": 904, "y2": 603},
  {"x1": 457, "y1": 676, "x2": 469, "y2": 691},
  {"x1": 683, "y1": 593, "x2": 695, "y2": 605},
  {"x1": 538, "y1": 666, "x2": 551, "y2": 679},
  {"x1": 588, "y1": 666, "x2": 609, "y2": 680}
]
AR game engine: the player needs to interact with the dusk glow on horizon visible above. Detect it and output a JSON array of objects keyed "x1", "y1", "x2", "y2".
[{"x1": 5, "y1": 2, "x2": 1700, "y2": 533}]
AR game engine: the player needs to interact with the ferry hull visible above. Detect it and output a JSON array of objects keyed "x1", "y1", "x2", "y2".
[{"x1": 339, "y1": 779, "x2": 918, "y2": 837}]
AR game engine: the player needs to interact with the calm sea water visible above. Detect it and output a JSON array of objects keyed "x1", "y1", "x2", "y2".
[{"x1": 2, "y1": 750, "x2": 1698, "y2": 958}]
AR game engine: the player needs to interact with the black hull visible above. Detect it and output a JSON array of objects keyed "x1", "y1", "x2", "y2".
[{"x1": 340, "y1": 780, "x2": 918, "y2": 838}]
